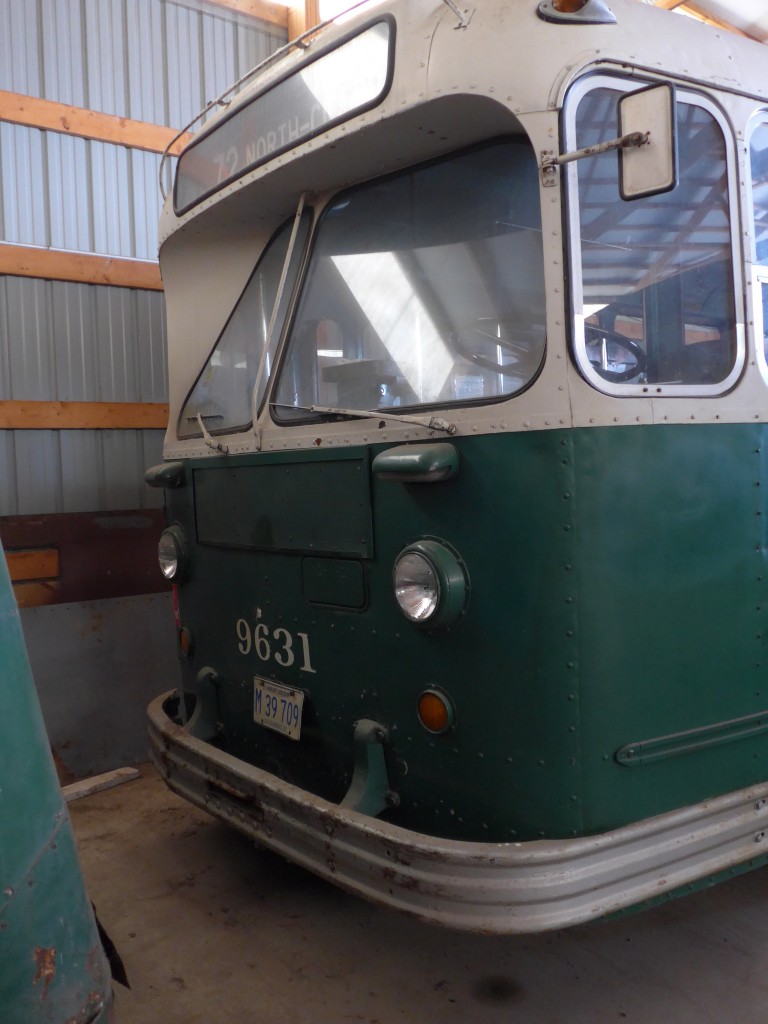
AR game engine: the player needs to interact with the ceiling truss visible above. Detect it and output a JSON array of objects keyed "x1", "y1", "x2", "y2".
[{"x1": 650, "y1": 0, "x2": 767, "y2": 41}]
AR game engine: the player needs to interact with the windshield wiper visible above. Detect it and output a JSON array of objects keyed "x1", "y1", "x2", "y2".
[
  {"x1": 196, "y1": 412, "x2": 229, "y2": 454},
  {"x1": 272, "y1": 402, "x2": 457, "y2": 436}
]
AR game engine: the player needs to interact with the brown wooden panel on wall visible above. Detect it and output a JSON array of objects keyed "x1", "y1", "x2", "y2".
[
  {"x1": 0, "y1": 400, "x2": 169, "y2": 430},
  {"x1": 1, "y1": 510, "x2": 169, "y2": 608},
  {"x1": 288, "y1": 0, "x2": 320, "y2": 38},
  {"x1": 208, "y1": 0, "x2": 289, "y2": 27},
  {"x1": 0, "y1": 90, "x2": 193, "y2": 154},
  {"x1": 6, "y1": 547, "x2": 60, "y2": 582},
  {"x1": 0, "y1": 244, "x2": 163, "y2": 290}
]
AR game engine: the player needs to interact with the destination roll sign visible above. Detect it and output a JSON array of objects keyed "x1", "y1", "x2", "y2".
[{"x1": 174, "y1": 20, "x2": 393, "y2": 214}]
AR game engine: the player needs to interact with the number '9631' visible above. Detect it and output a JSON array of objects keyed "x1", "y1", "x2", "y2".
[{"x1": 235, "y1": 609, "x2": 316, "y2": 674}]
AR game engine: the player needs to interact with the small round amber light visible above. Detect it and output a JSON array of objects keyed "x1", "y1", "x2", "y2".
[
  {"x1": 417, "y1": 689, "x2": 454, "y2": 735},
  {"x1": 552, "y1": 0, "x2": 588, "y2": 11},
  {"x1": 178, "y1": 627, "x2": 194, "y2": 658}
]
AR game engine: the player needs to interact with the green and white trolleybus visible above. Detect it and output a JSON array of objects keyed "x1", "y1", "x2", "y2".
[{"x1": 147, "y1": 0, "x2": 768, "y2": 932}]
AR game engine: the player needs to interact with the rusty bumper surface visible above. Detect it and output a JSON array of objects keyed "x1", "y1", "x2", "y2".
[{"x1": 149, "y1": 691, "x2": 768, "y2": 933}]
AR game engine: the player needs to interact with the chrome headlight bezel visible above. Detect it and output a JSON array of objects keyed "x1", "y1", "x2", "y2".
[
  {"x1": 158, "y1": 525, "x2": 188, "y2": 582},
  {"x1": 393, "y1": 539, "x2": 468, "y2": 629}
]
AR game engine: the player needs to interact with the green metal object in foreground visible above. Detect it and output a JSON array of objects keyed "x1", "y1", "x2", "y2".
[{"x1": 0, "y1": 543, "x2": 114, "y2": 1022}]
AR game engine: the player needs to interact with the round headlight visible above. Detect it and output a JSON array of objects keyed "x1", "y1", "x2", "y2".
[
  {"x1": 158, "y1": 526, "x2": 188, "y2": 581},
  {"x1": 393, "y1": 540, "x2": 468, "y2": 628},
  {"x1": 394, "y1": 551, "x2": 440, "y2": 622}
]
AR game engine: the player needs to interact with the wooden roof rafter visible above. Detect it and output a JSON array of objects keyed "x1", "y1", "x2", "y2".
[
  {"x1": 651, "y1": 0, "x2": 753, "y2": 40},
  {"x1": 199, "y1": 0, "x2": 324, "y2": 38},
  {"x1": 190, "y1": 0, "x2": 290, "y2": 29},
  {"x1": 190, "y1": 1, "x2": 325, "y2": 43}
]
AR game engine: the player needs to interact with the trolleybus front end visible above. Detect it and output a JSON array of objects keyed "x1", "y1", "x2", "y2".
[{"x1": 149, "y1": 689, "x2": 768, "y2": 934}]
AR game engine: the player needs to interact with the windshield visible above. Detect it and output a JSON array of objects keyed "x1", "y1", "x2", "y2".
[
  {"x1": 272, "y1": 139, "x2": 545, "y2": 420},
  {"x1": 178, "y1": 213, "x2": 311, "y2": 439}
]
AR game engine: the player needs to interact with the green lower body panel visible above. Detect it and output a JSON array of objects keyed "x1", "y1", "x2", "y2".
[{"x1": 164, "y1": 426, "x2": 768, "y2": 845}]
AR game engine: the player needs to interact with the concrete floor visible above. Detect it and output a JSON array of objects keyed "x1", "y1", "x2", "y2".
[{"x1": 70, "y1": 766, "x2": 768, "y2": 1024}]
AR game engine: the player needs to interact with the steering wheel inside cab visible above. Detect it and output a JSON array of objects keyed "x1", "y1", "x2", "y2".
[
  {"x1": 584, "y1": 322, "x2": 646, "y2": 383},
  {"x1": 450, "y1": 316, "x2": 544, "y2": 377}
]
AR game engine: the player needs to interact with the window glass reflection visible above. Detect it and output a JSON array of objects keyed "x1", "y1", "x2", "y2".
[
  {"x1": 273, "y1": 139, "x2": 546, "y2": 420},
  {"x1": 574, "y1": 87, "x2": 735, "y2": 388}
]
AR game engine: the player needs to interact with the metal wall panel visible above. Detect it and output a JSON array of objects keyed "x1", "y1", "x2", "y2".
[
  {"x1": 2, "y1": 277, "x2": 56, "y2": 398},
  {"x1": 0, "y1": 123, "x2": 48, "y2": 247},
  {"x1": 1, "y1": 278, "x2": 168, "y2": 403},
  {"x1": 1, "y1": 123, "x2": 163, "y2": 259},
  {"x1": 165, "y1": 2, "x2": 205, "y2": 127},
  {"x1": 0, "y1": 1, "x2": 42, "y2": 98},
  {"x1": 21, "y1": 593, "x2": 180, "y2": 777},
  {"x1": 0, "y1": 0, "x2": 285, "y2": 519},
  {"x1": 90, "y1": 139, "x2": 138, "y2": 258},
  {"x1": 38, "y1": 0, "x2": 89, "y2": 109},
  {"x1": 132, "y1": 148, "x2": 162, "y2": 261},
  {"x1": 0, "y1": 431, "x2": 14, "y2": 516},
  {"x1": 0, "y1": 276, "x2": 167, "y2": 515},
  {"x1": 5, "y1": 429, "x2": 168, "y2": 515},
  {"x1": 59, "y1": 432, "x2": 102, "y2": 511},
  {"x1": 0, "y1": 0, "x2": 287, "y2": 258},
  {"x1": 0, "y1": 0, "x2": 288, "y2": 127},
  {"x1": 83, "y1": 0, "x2": 129, "y2": 116},
  {"x1": 125, "y1": 0, "x2": 169, "y2": 126},
  {"x1": 3, "y1": 429, "x2": 167, "y2": 515},
  {"x1": 10, "y1": 431, "x2": 60, "y2": 515},
  {"x1": 0, "y1": 1, "x2": 286, "y2": 775},
  {"x1": 47, "y1": 133, "x2": 94, "y2": 254}
]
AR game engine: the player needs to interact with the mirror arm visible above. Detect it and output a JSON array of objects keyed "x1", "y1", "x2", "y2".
[{"x1": 541, "y1": 130, "x2": 649, "y2": 171}]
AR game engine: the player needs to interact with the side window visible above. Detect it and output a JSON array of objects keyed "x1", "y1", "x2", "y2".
[
  {"x1": 178, "y1": 213, "x2": 311, "y2": 439},
  {"x1": 570, "y1": 82, "x2": 738, "y2": 395},
  {"x1": 749, "y1": 121, "x2": 768, "y2": 369}
]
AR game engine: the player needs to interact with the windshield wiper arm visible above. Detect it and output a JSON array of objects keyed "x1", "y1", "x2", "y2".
[
  {"x1": 272, "y1": 402, "x2": 457, "y2": 436},
  {"x1": 196, "y1": 412, "x2": 229, "y2": 453}
]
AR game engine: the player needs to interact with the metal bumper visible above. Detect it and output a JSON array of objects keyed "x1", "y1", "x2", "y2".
[{"x1": 149, "y1": 690, "x2": 768, "y2": 934}]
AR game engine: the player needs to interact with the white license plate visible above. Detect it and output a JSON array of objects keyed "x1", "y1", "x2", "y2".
[{"x1": 253, "y1": 677, "x2": 304, "y2": 740}]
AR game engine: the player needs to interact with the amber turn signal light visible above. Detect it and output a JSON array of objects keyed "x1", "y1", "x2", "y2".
[
  {"x1": 417, "y1": 689, "x2": 455, "y2": 735},
  {"x1": 178, "y1": 627, "x2": 194, "y2": 658}
]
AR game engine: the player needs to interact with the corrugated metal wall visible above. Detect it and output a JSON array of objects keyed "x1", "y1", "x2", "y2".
[
  {"x1": 0, "y1": 0, "x2": 288, "y2": 777},
  {"x1": 0, "y1": 277, "x2": 168, "y2": 515},
  {"x1": 0, "y1": 0, "x2": 287, "y2": 516},
  {"x1": 0, "y1": 0, "x2": 286, "y2": 125},
  {"x1": 0, "y1": 123, "x2": 163, "y2": 259}
]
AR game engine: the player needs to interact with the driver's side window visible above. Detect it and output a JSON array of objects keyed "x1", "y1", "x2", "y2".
[{"x1": 571, "y1": 81, "x2": 737, "y2": 395}]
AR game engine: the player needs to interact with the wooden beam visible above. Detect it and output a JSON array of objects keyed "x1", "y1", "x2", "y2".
[
  {"x1": 204, "y1": 0, "x2": 290, "y2": 28},
  {"x1": 11, "y1": 581, "x2": 60, "y2": 608},
  {"x1": 681, "y1": 3, "x2": 752, "y2": 37},
  {"x1": 0, "y1": 90, "x2": 192, "y2": 155},
  {"x1": 0, "y1": 244, "x2": 163, "y2": 290},
  {"x1": 288, "y1": 0, "x2": 320, "y2": 39},
  {"x1": 651, "y1": 0, "x2": 751, "y2": 37},
  {"x1": 1, "y1": 509, "x2": 168, "y2": 608},
  {"x1": 0, "y1": 400, "x2": 169, "y2": 430},
  {"x1": 6, "y1": 548, "x2": 60, "y2": 583},
  {"x1": 62, "y1": 767, "x2": 141, "y2": 803}
]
